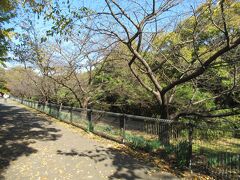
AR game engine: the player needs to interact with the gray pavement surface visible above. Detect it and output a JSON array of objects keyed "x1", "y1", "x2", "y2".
[{"x1": 0, "y1": 99, "x2": 178, "y2": 180}]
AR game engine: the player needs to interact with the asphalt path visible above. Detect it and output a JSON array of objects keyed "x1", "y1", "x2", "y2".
[{"x1": 0, "y1": 99, "x2": 177, "y2": 180}]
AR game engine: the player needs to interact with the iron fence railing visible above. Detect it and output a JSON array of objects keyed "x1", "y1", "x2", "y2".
[{"x1": 12, "y1": 97, "x2": 240, "y2": 179}]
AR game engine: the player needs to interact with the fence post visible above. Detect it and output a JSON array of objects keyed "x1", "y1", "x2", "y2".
[
  {"x1": 49, "y1": 103, "x2": 52, "y2": 115},
  {"x1": 158, "y1": 121, "x2": 170, "y2": 145},
  {"x1": 58, "y1": 103, "x2": 62, "y2": 119},
  {"x1": 120, "y1": 114, "x2": 126, "y2": 143},
  {"x1": 87, "y1": 109, "x2": 93, "y2": 132},
  {"x1": 187, "y1": 122, "x2": 194, "y2": 169},
  {"x1": 70, "y1": 106, "x2": 73, "y2": 124}
]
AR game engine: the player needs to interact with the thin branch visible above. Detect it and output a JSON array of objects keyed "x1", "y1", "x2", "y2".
[{"x1": 162, "y1": 37, "x2": 240, "y2": 95}]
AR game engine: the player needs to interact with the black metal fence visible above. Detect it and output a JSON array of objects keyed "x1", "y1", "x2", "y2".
[{"x1": 12, "y1": 98, "x2": 240, "y2": 179}]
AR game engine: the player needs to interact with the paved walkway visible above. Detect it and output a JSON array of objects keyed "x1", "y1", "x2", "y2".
[{"x1": 0, "y1": 100, "x2": 177, "y2": 180}]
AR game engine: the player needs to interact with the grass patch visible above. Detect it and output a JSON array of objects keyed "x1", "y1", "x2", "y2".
[
  {"x1": 93, "y1": 123, "x2": 121, "y2": 138},
  {"x1": 125, "y1": 133, "x2": 161, "y2": 152}
]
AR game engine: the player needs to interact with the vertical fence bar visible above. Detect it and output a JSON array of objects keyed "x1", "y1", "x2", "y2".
[
  {"x1": 87, "y1": 109, "x2": 93, "y2": 132},
  {"x1": 237, "y1": 154, "x2": 240, "y2": 179},
  {"x1": 49, "y1": 103, "x2": 52, "y2": 115},
  {"x1": 187, "y1": 123, "x2": 193, "y2": 169},
  {"x1": 70, "y1": 106, "x2": 73, "y2": 124},
  {"x1": 58, "y1": 103, "x2": 62, "y2": 119},
  {"x1": 120, "y1": 114, "x2": 126, "y2": 143}
]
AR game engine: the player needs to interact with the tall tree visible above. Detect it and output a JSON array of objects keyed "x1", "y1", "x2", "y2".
[
  {"x1": 74, "y1": 0, "x2": 240, "y2": 119},
  {"x1": 5, "y1": 67, "x2": 39, "y2": 98},
  {"x1": 0, "y1": 67, "x2": 8, "y2": 93},
  {"x1": 0, "y1": 0, "x2": 15, "y2": 65}
]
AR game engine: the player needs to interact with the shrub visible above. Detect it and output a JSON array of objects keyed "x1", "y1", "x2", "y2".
[
  {"x1": 164, "y1": 140, "x2": 189, "y2": 168},
  {"x1": 125, "y1": 134, "x2": 161, "y2": 152},
  {"x1": 175, "y1": 140, "x2": 189, "y2": 168},
  {"x1": 88, "y1": 122, "x2": 94, "y2": 132},
  {"x1": 146, "y1": 140, "x2": 161, "y2": 152}
]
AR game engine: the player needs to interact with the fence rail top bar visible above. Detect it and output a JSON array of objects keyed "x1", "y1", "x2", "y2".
[
  {"x1": 14, "y1": 97, "x2": 174, "y2": 123},
  {"x1": 14, "y1": 97, "x2": 240, "y2": 126}
]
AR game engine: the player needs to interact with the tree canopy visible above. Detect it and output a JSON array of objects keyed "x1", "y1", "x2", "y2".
[{"x1": 3, "y1": 0, "x2": 240, "y2": 122}]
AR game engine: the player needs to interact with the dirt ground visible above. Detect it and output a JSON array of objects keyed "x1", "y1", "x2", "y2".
[{"x1": 0, "y1": 99, "x2": 178, "y2": 180}]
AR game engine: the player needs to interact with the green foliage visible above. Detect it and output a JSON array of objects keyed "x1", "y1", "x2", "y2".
[
  {"x1": 93, "y1": 124, "x2": 121, "y2": 139},
  {"x1": 175, "y1": 141, "x2": 189, "y2": 168},
  {"x1": 195, "y1": 129, "x2": 226, "y2": 141},
  {"x1": 0, "y1": 68, "x2": 9, "y2": 93},
  {"x1": 150, "y1": 0, "x2": 240, "y2": 118},
  {"x1": 201, "y1": 149, "x2": 239, "y2": 168},
  {"x1": 174, "y1": 84, "x2": 216, "y2": 111},
  {"x1": 7, "y1": 0, "x2": 240, "y2": 123},
  {"x1": 164, "y1": 141, "x2": 190, "y2": 168},
  {"x1": 93, "y1": 45, "x2": 155, "y2": 115},
  {"x1": 102, "y1": 125, "x2": 113, "y2": 133},
  {"x1": 44, "y1": 1, "x2": 95, "y2": 38},
  {"x1": 125, "y1": 134, "x2": 161, "y2": 152},
  {"x1": 88, "y1": 121, "x2": 94, "y2": 132},
  {"x1": 146, "y1": 140, "x2": 162, "y2": 152},
  {"x1": 0, "y1": 0, "x2": 16, "y2": 65}
]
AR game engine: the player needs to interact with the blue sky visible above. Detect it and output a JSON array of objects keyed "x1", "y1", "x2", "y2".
[{"x1": 4, "y1": 0, "x2": 203, "y2": 68}]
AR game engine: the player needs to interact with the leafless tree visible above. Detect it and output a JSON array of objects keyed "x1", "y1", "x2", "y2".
[{"x1": 38, "y1": 30, "x2": 112, "y2": 108}]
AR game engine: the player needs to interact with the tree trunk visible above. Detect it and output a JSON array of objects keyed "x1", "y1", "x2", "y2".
[
  {"x1": 82, "y1": 97, "x2": 91, "y2": 126},
  {"x1": 82, "y1": 97, "x2": 90, "y2": 109},
  {"x1": 158, "y1": 95, "x2": 170, "y2": 145}
]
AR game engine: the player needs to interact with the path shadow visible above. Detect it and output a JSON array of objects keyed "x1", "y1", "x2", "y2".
[
  {"x1": 56, "y1": 146, "x2": 177, "y2": 180},
  {"x1": 0, "y1": 102, "x2": 62, "y2": 177}
]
